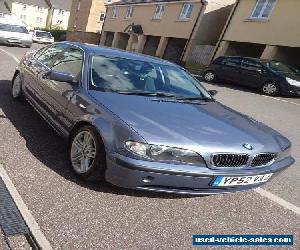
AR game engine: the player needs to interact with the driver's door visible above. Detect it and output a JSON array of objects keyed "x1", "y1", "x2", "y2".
[{"x1": 41, "y1": 46, "x2": 84, "y2": 133}]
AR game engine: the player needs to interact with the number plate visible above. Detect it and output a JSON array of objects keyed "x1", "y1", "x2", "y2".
[{"x1": 212, "y1": 174, "x2": 273, "y2": 187}]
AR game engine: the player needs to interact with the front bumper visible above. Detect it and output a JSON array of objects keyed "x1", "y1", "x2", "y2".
[
  {"x1": 281, "y1": 84, "x2": 300, "y2": 96},
  {"x1": 105, "y1": 153, "x2": 295, "y2": 195}
]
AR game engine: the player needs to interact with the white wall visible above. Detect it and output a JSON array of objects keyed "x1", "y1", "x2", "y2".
[
  {"x1": 51, "y1": 9, "x2": 70, "y2": 30},
  {"x1": 11, "y1": 2, "x2": 48, "y2": 30}
]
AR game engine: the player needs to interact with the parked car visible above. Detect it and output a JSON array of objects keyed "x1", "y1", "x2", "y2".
[
  {"x1": 0, "y1": 15, "x2": 32, "y2": 47},
  {"x1": 32, "y1": 30, "x2": 54, "y2": 44},
  {"x1": 11, "y1": 42, "x2": 294, "y2": 195},
  {"x1": 203, "y1": 56, "x2": 300, "y2": 96}
]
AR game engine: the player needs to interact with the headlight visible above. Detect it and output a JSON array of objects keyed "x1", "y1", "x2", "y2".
[
  {"x1": 286, "y1": 77, "x2": 300, "y2": 87},
  {"x1": 274, "y1": 135, "x2": 292, "y2": 160},
  {"x1": 125, "y1": 141, "x2": 205, "y2": 165}
]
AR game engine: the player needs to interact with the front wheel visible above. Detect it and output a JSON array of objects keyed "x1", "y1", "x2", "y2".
[
  {"x1": 12, "y1": 73, "x2": 24, "y2": 101},
  {"x1": 261, "y1": 82, "x2": 280, "y2": 96},
  {"x1": 69, "y1": 125, "x2": 106, "y2": 181}
]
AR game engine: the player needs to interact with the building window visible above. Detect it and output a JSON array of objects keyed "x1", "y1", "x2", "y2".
[
  {"x1": 179, "y1": 3, "x2": 193, "y2": 20},
  {"x1": 99, "y1": 12, "x2": 105, "y2": 22},
  {"x1": 125, "y1": 6, "x2": 134, "y2": 19},
  {"x1": 111, "y1": 6, "x2": 118, "y2": 18},
  {"x1": 106, "y1": 0, "x2": 112, "y2": 4},
  {"x1": 77, "y1": 0, "x2": 81, "y2": 11},
  {"x1": 153, "y1": 5, "x2": 165, "y2": 20},
  {"x1": 58, "y1": 9, "x2": 65, "y2": 15},
  {"x1": 37, "y1": 7, "x2": 43, "y2": 12},
  {"x1": 36, "y1": 17, "x2": 43, "y2": 23},
  {"x1": 57, "y1": 20, "x2": 63, "y2": 24},
  {"x1": 20, "y1": 15, "x2": 26, "y2": 21},
  {"x1": 22, "y1": 4, "x2": 27, "y2": 10},
  {"x1": 0, "y1": 13, "x2": 4, "y2": 18},
  {"x1": 250, "y1": 0, "x2": 276, "y2": 19}
]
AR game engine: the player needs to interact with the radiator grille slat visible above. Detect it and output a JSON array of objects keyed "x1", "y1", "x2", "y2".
[
  {"x1": 212, "y1": 154, "x2": 249, "y2": 168},
  {"x1": 251, "y1": 153, "x2": 276, "y2": 167}
]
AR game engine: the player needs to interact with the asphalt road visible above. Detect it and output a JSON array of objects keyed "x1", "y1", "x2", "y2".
[{"x1": 0, "y1": 44, "x2": 299, "y2": 249}]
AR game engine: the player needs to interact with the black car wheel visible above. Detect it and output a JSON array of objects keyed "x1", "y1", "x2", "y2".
[
  {"x1": 69, "y1": 125, "x2": 106, "y2": 181},
  {"x1": 203, "y1": 71, "x2": 216, "y2": 82},
  {"x1": 12, "y1": 73, "x2": 24, "y2": 100},
  {"x1": 261, "y1": 82, "x2": 280, "y2": 96}
]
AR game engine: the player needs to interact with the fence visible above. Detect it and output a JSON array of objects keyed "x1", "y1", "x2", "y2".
[
  {"x1": 188, "y1": 45, "x2": 215, "y2": 66},
  {"x1": 66, "y1": 31, "x2": 101, "y2": 45}
]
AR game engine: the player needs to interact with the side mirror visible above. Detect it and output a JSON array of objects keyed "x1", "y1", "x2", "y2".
[
  {"x1": 48, "y1": 71, "x2": 77, "y2": 85},
  {"x1": 208, "y1": 90, "x2": 218, "y2": 97}
]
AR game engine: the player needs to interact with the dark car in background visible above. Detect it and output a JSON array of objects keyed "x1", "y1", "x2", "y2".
[{"x1": 203, "y1": 56, "x2": 300, "y2": 96}]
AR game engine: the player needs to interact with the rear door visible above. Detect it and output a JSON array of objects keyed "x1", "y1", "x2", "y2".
[
  {"x1": 40, "y1": 45, "x2": 84, "y2": 131},
  {"x1": 240, "y1": 58, "x2": 266, "y2": 88},
  {"x1": 217, "y1": 57, "x2": 242, "y2": 83}
]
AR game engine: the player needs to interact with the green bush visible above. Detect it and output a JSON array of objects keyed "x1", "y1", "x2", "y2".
[{"x1": 39, "y1": 28, "x2": 67, "y2": 42}]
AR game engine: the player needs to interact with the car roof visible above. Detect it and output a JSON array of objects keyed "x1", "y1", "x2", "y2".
[
  {"x1": 64, "y1": 42, "x2": 178, "y2": 67},
  {"x1": 217, "y1": 55, "x2": 269, "y2": 63}
]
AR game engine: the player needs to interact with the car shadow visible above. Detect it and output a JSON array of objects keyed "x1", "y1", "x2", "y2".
[{"x1": 0, "y1": 80, "x2": 191, "y2": 199}]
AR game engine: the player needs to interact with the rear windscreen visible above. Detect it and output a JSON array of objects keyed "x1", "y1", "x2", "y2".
[{"x1": 0, "y1": 24, "x2": 29, "y2": 34}]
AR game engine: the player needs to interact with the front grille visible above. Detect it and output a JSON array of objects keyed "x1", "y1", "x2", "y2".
[
  {"x1": 251, "y1": 153, "x2": 276, "y2": 167},
  {"x1": 212, "y1": 154, "x2": 249, "y2": 168}
]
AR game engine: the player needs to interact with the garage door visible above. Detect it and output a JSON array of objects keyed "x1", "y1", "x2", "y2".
[
  {"x1": 117, "y1": 33, "x2": 129, "y2": 50},
  {"x1": 163, "y1": 38, "x2": 187, "y2": 64},
  {"x1": 104, "y1": 32, "x2": 114, "y2": 47},
  {"x1": 143, "y1": 36, "x2": 160, "y2": 56}
]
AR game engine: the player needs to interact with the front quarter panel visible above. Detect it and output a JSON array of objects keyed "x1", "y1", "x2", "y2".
[{"x1": 67, "y1": 90, "x2": 146, "y2": 155}]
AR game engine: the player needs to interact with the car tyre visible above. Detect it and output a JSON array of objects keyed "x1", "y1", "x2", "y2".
[
  {"x1": 203, "y1": 71, "x2": 217, "y2": 82},
  {"x1": 261, "y1": 82, "x2": 280, "y2": 96},
  {"x1": 12, "y1": 73, "x2": 24, "y2": 101},
  {"x1": 69, "y1": 125, "x2": 106, "y2": 181}
]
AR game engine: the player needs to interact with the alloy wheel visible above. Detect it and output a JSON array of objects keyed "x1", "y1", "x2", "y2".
[
  {"x1": 70, "y1": 131, "x2": 97, "y2": 174},
  {"x1": 262, "y1": 83, "x2": 279, "y2": 96}
]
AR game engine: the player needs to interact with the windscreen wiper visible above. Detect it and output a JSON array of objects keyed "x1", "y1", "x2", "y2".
[
  {"x1": 176, "y1": 96, "x2": 215, "y2": 101},
  {"x1": 116, "y1": 91, "x2": 177, "y2": 98}
]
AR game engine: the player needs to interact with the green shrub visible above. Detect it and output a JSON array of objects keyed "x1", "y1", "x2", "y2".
[{"x1": 39, "y1": 28, "x2": 67, "y2": 42}]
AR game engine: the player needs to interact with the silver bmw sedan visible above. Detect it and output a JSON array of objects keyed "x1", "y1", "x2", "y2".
[{"x1": 11, "y1": 42, "x2": 295, "y2": 195}]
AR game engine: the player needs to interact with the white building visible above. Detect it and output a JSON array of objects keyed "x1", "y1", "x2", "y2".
[
  {"x1": 46, "y1": 0, "x2": 72, "y2": 30},
  {"x1": 6, "y1": 0, "x2": 49, "y2": 30}
]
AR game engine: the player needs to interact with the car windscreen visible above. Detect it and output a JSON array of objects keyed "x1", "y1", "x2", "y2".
[
  {"x1": 0, "y1": 24, "x2": 29, "y2": 33},
  {"x1": 35, "y1": 31, "x2": 52, "y2": 38},
  {"x1": 89, "y1": 55, "x2": 212, "y2": 100},
  {"x1": 268, "y1": 61, "x2": 299, "y2": 74}
]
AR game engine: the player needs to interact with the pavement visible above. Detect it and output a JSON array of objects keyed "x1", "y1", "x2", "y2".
[{"x1": 0, "y1": 43, "x2": 299, "y2": 249}]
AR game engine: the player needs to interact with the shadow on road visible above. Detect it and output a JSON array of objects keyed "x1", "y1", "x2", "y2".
[{"x1": 0, "y1": 80, "x2": 189, "y2": 199}]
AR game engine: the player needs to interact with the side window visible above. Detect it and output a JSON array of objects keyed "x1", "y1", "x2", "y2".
[
  {"x1": 51, "y1": 47, "x2": 84, "y2": 79},
  {"x1": 221, "y1": 58, "x2": 241, "y2": 67},
  {"x1": 35, "y1": 44, "x2": 67, "y2": 67},
  {"x1": 241, "y1": 59, "x2": 262, "y2": 71}
]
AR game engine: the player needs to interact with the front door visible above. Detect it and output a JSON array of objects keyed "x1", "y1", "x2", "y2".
[
  {"x1": 239, "y1": 58, "x2": 266, "y2": 88},
  {"x1": 40, "y1": 46, "x2": 84, "y2": 132},
  {"x1": 218, "y1": 57, "x2": 242, "y2": 83}
]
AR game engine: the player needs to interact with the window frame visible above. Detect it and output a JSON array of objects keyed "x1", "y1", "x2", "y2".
[
  {"x1": 153, "y1": 5, "x2": 165, "y2": 20},
  {"x1": 111, "y1": 6, "x2": 118, "y2": 18},
  {"x1": 98, "y1": 12, "x2": 106, "y2": 23},
  {"x1": 125, "y1": 6, "x2": 134, "y2": 19},
  {"x1": 250, "y1": 0, "x2": 276, "y2": 20},
  {"x1": 51, "y1": 46, "x2": 84, "y2": 82},
  {"x1": 241, "y1": 59, "x2": 263, "y2": 72},
  {"x1": 220, "y1": 57, "x2": 242, "y2": 68},
  {"x1": 179, "y1": 3, "x2": 194, "y2": 20}
]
